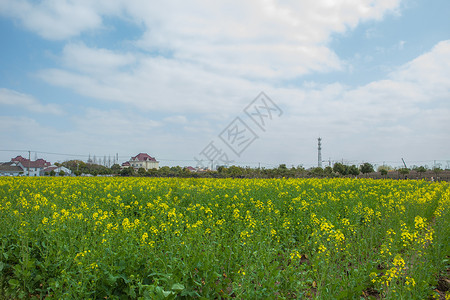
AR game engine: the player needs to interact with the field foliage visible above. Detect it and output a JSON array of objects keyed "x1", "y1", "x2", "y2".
[{"x1": 0, "y1": 177, "x2": 449, "y2": 299}]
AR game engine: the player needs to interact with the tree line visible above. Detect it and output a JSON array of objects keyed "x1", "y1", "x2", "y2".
[{"x1": 59, "y1": 160, "x2": 446, "y2": 179}]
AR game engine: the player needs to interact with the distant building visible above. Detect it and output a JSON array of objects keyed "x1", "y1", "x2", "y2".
[
  {"x1": 121, "y1": 161, "x2": 131, "y2": 169},
  {"x1": 186, "y1": 166, "x2": 197, "y2": 172},
  {"x1": 0, "y1": 161, "x2": 25, "y2": 176},
  {"x1": 41, "y1": 165, "x2": 73, "y2": 176},
  {"x1": 10, "y1": 156, "x2": 51, "y2": 176},
  {"x1": 122, "y1": 153, "x2": 159, "y2": 171}
]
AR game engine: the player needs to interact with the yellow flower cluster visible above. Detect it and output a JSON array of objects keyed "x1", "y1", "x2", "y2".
[{"x1": 0, "y1": 176, "x2": 447, "y2": 298}]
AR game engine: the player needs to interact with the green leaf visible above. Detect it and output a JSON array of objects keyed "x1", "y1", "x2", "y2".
[
  {"x1": 8, "y1": 278, "x2": 19, "y2": 288},
  {"x1": 156, "y1": 286, "x2": 173, "y2": 298},
  {"x1": 171, "y1": 283, "x2": 185, "y2": 291},
  {"x1": 162, "y1": 290, "x2": 173, "y2": 298}
]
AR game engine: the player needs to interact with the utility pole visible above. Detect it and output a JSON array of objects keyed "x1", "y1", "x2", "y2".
[
  {"x1": 28, "y1": 150, "x2": 31, "y2": 176},
  {"x1": 318, "y1": 137, "x2": 322, "y2": 168}
]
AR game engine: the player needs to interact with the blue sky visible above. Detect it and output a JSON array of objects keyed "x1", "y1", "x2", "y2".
[{"x1": 0, "y1": 0, "x2": 449, "y2": 169}]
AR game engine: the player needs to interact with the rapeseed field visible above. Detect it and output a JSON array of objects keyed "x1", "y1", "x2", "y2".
[{"x1": 0, "y1": 177, "x2": 448, "y2": 299}]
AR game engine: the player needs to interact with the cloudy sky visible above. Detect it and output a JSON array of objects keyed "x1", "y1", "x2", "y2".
[{"x1": 0, "y1": 0, "x2": 449, "y2": 169}]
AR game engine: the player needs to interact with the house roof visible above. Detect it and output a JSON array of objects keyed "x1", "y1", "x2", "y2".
[
  {"x1": 42, "y1": 166, "x2": 71, "y2": 173},
  {"x1": 43, "y1": 166, "x2": 58, "y2": 173},
  {"x1": 122, "y1": 161, "x2": 131, "y2": 167},
  {"x1": 0, "y1": 162, "x2": 24, "y2": 173},
  {"x1": 11, "y1": 155, "x2": 27, "y2": 162},
  {"x1": 131, "y1": 153, "x2": 157, "y2": 162},
  {"x1": 11, "y1": 156, "x2": 51, "y2": 168}
]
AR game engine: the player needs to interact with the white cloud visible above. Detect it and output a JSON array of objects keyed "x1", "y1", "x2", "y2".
[
  {"x1": 391, "y1": 40, "x2": 450, "y2": 97},
  {"x1": 2, "y1": 0, "x2": 402, "y2": 80},
  {"x1": 23, "y1": 0, "x2": 403, "y2": 116},
  {"x1": 61, "y1": 43, "x2": 137, "y2": 74},
  {"x1": 72, "y1": 108, "x2": 161, "y2": 136},
  {"x1": 5, "y1": 0, "x2": 449, "y2": 167},
  {"x1": 267, "y1": 40, "x2": 450, "y2": 163},
  {"x1": 163, "y1": 115, "x2": 188, "y2": 124},
  {"x1": 0, "y1": 115, "x2": 72, "y2": 157},
  {"x1": 0, "y1": 111, "x2": 163, "y2": 163},
  {"x1": 0, "y1": 88, "x2": 63, "y2": 115},
  {"x1": 130, "y1": 0, "x2": 401, "y2": 79},
  {"x1": 37, "y1": 58, "x2": 261, "y2": 114},
  {"x1": 0, "y1": 0, "x2": 105, "y2": 40},
  {"x1": 34, "y1": 38, "x2": 450, "y2": 164}
]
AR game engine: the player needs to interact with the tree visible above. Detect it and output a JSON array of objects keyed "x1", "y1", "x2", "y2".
[
  {"x1": 416, "y1": 166, "x2": 427, "y2": 179},
  {"x1": 120, "y1": 167, "x2": 134, "y2": 177},
  {"x1": 399, "y1": 168, "x2": 410, "y2": 179},
  {"x1": 380, "y1": 169, "x2": 388, "y2": 177},
  {"x1": 158, "y1": 166, "x2": 171, "y2": 177},
  {"x1": 111, "y1": 164, "x2": 121, "y2": 173},
  {"x1": 275, "y1": 164, "x2": 289, "y2": 177},
  {"x1": 146, "y1": 168, "x2": 158, "y2": 177},
  {"x1": 333, "y1": 163, "x2": 348, "y2": 176},
  {"x1": 377, "y1": 165, "x2": 392, "y2": 172},
  {"x1": 49, "y1": 170, "x2": 56, "y2": 176},
  {"x1": 416, "y1": 166, "x2": 427, "y2": 173},
  {"x1": 137, "y1": 167, "x2": 147, "y2": 176},
  {"x1": 228, "y1": 166, "x2": 243, "y2": 178},
  {"x1": 217, "y1": 166, "x2": 227, "y2": 175},
  {"x1": 324, "y1": 166, "x2": 333, "y2": 176},
  {"x1": 308, "y1": 167, "x2": 323, "y2": 177},
  {"x1": 180, "y1": 167, "x2": 192, "y2": 178},
  {"x1": 58, "y1": 170, "x2": 65, "y2": 177},
  {"x1": 170, "y1": 166, "x2": 183, "y2": 177},
  {"x1": 360, "y1": 162, "x2": 374, "y2": 174},
  {"x1": 433, "y1": 167, "x2": 442, "y2": 179},
  {"x1": 348, "y1": 165, "x2": 360, "y2": 176}
]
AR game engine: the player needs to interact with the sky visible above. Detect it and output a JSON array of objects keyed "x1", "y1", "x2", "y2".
[{"x1": 0, "y1": 0, "x2": 449, "y2": 169}]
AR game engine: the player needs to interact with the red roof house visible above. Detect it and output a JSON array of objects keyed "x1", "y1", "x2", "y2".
[
  {"x1": 131, "y1": 153, "x2": 157, "y2": 162},
  {"x1": 10, "y1": 156, "x2": 51, "y2": 176},
  {"x1": 125, "y1": 153, "x2": 159, "y2": 170}
]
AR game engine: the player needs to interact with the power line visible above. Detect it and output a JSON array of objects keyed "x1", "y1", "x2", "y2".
[
  {"x1": 1, "y1": 149, "x2": 448, "y2": 168},
  {"x1": 0, "y1": 149, "x2": 29, "y2": 152}
]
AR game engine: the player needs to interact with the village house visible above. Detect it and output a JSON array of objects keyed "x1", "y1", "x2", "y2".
[
  {"x1": 121, "y1": 153, "x2": 159, "y2": 171},
  {"x1": 1, "y1": 156, "x2": 56, "y2": 176},
  {"x1": 41, "y1": 165, "x2": 73, "y2": 176},
  {"x1": 9, "y1": 156, "x2": 52, "y2": 176},
  {"x1": 0, "y1": 161, "x2": 25, "y2": 176}
]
